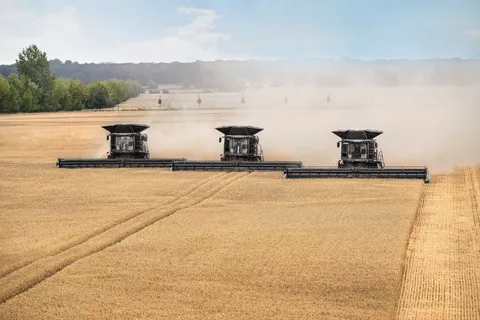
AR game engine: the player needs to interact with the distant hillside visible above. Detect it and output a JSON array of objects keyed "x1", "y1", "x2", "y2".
[{"x1": 2, "y1": 59, "x2": 480, "y2": 88}]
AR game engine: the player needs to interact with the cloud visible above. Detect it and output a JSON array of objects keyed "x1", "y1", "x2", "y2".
[
  {"x1": 0, "y1": 2, "x2": 233, "y2": 64},
  {"x1": 0, "y1": 3, "x2": 88, "y2": 64},
  {"x1": 110, "y1": 6, "x2": 232, "y2": 63}
]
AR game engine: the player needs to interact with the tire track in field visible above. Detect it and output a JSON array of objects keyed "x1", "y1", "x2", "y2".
[
  {"x1": 0, "y1": 172, "x2": 229, "y2": 279},
  {"x1": 0, "y1": 171, "x2": 249, "y2": 304},
  {"x1": 396, "y1": 168, "x2": 480, "y2": 319}
]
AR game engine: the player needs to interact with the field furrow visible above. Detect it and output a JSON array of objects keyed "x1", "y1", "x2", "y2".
[
  {"x1": 396, "y1": 168, "x2": 480, "y2": 319},
  {"x1": 0, "y1": 171, "x2": 229, "y2": 279},
  {"x1": 0, "y1": 174, "x2": 424, "y2": 320},
  {"x1": 0, "y1": 171, "x2": 249, "y2": 304}
]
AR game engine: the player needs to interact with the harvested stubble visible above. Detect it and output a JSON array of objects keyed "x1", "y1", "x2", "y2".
[{"x1": 396, "y1": 167, "x2": 480, "y2": 319}]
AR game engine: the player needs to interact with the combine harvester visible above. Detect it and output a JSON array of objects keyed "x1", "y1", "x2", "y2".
[
  {"x1": 170, "y1": 125, "x2": 303, "y2": 171},
  {"x1": 57, "y1": 123, "x2": 185, "y2": 168},
  {"x1": 284, "y1": 129, "x2": 430, "y2": 183}
]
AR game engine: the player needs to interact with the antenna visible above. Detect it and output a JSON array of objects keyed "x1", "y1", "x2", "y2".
[{"x1": 197, "y1": 93, "x2": 202, "y2": 107}]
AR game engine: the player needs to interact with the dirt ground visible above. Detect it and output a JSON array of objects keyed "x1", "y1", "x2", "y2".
[{"x1": 0, "y1": 87, "x2": 479, "y2": 319}]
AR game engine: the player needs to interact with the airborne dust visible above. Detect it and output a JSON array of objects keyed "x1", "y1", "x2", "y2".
[{"x1": 112, "y1": 84, "x2": 480, "y2": 175}]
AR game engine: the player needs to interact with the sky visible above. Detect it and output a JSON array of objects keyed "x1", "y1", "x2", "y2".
[{"x1": 0, "y1": 0, "x2": 479, "y2": 64}]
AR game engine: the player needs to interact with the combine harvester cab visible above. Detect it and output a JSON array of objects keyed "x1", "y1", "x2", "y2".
[
  {"x1": 57, "y1": 123, "x2": 186, "y2": 168},
  {"x1": 284, "y1": 129, "x2": 430, "y2": 183},
  {"x1": 170, "y1": 125, "x2": 303, "y2": 171}
]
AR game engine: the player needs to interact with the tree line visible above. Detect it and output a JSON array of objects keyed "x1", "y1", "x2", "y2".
[
  {"x1": 0, "y1": 45, "x2": 143, "y2": 113},
  {"x1": 1, "y1": 56, "x2": 479, "y2": 89}
]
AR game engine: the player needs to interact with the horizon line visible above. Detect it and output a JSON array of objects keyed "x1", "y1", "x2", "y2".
[{"x1": 2, "y1": 57, "x2": 480, "y2": 66}]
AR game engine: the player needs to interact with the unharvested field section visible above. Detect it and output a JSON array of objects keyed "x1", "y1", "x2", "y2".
[
  {"x1": 0, "y1": 171, "x2": 424, "y2": 319},
  {"x1": 0, "y1": 162, "x2": 218, "y2": 277}
]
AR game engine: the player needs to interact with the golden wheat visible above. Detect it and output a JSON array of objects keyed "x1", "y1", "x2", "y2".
[
  {"x1": 396, "y1": 168, "x2": 480, "y2": 319},
  {"x1": 0, "y1": 124, "x2": 424, "y2": 319},
  {"x1": 0, "y1": 91, "x2": 479, "y2": 319}
]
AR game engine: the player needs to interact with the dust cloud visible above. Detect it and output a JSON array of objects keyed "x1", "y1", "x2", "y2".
[{"x1": 129, "y1": 83, "x2": 479, "y2": 174}]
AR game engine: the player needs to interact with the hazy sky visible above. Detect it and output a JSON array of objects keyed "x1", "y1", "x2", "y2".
[{"x1": 1, "y1": 0, "x2": 479, "y2": 64}]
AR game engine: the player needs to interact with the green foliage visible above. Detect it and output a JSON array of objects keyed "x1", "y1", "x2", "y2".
[
  {"x1": 7, "y1": 74, "x2": 42, "y2": 113},
  {"x1": 0, "y1": 45, "x2": 142, "y2": 113},
  {"x1": 68, "y1": 78, "x2": 88, "y2": 111},
  {"x1": 16, "y1": 45, "x2": 50, "y2": 83},
  {"x1": 51, "y1": 78, "x2": 88, "y2": 111},
  {"x1": 0, "y1": 75, "x2": 13, "y2": 113},
  {"x1": 5, "y1": 75, "x2": 20, "y2": 113},
  {"x1": 84, "y1": 79, "x2": 141, "y2": 109},
  {"x1": 16, "y1": 44, "x2": 55, "y2": 110},
  {"x1": 126, "y1": 79, "x2": 143, "y2": 97},
  {"x1": 105, "y1": 79, "x2": 128, "y2": 106},
  {"x1": 85, "y1": 82, "x2": 109, "y2": 109},
  {"x1": 52, "y1": 78, "x2": 71, "y2": 111}
]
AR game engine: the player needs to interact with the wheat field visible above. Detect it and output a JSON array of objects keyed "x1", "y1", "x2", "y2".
[
  {"x1": 0, "y1": 88, "x2": 479, "y2": 319},
  {"x1": 396, "y1": 168, "x2": 480, "y2": 319}
]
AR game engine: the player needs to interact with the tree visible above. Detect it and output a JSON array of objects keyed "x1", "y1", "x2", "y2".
[
  {"x1": 0, "y1": 75, "x2": 13, "y2": 113},
  {"x1": 0, "y1": 46, "x2": 144, "y2": 113},
  {"x1": 6, "y1": 74, "x2": 20, "y2": 113},
  {"x1": 7, "y1": 74, "x2": 41, "y2": 113},
  {"x1": 52, "y1": 78, "x2": 71, "y2": 111},
  {"x1": 126, "y1": 79, "x2": 142, "y2": 98},
  {"x1": 86, "y1": 82, "x2": 109, "y2": 109},
  {"x1": 16, "y1": 44, "x2": 55, "y2": 109},
  {"x1": 147, "y1": 80, "x2": 157, "y2": 90},
  {"x1": 105, "y1": 79, "x2": 128, "y2": 107},
  {"x1": 68, "y1": 78, "x2": 88, "y2": 111}
]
